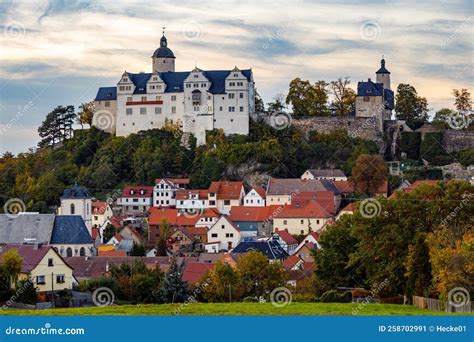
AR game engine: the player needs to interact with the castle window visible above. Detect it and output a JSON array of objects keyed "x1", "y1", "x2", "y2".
[
  {"x1": 70, "y1": 203, "x2": 75, "y2": 215},
  {"x1": 172, "y1": 107, "x2": 176, "y2": 114},
  {"x1": 79, "y1": 247, "x2": 85, "y2": 256},
  {"x1": 186, "y1": 84, "x2": 191, "y2": 88},
  {"x1": 127, "y1": 97, "x2": 132, "y2": 102},
  {"x1": 156, "y1": 96, "x2": 162, "y2": 101},
  {"x1": 219, "y1": 107, "x2": 223, "y2": 111},
  {"x1": 239, "y1": 106, "x2": 244, "y2": 112},
  {"x1": 192, "y1": 90, "x2": 202, "y2": 105},
  {"x1": 239, "y1": 93, "x2": 244, "y2": 99},
  {"x1": 171, "y1": 95, "x2": 176, "y2": 101},
  {"x1": 126, "y1": 108, "x2": 132, "y2": 115},
  {"x1": 234, "y1": 73, "x2": 238, "y2": 77},
  {"x1": 66, "y1": 248, "x2": 73, "y2": 257},
  {"x1": 229, "y1": 106, "x2": 235, "y2": 112},
  {"x1": 194, "y1": 74, "x2": 199, "y2": 79},
  {"x1": 194, "y1": 83, "x2": 199, "y2": 88},
  {"x1": 105, "y1": 101, "x2": 110, "y2": 107},
  {"x1": 228, "y1": 93, "x2": 235, "y2": 99},
  {"x1": 141, "y1": 96, "x2": 147, "y2": 101},
  {"x1": 201, "y1": 83, "x2": 206, "y2": 87},
  {"x1": 124, "y1": 77, "x2": 128, "y2": 82},
  {"x1": 363, "y1": 96, "x2": 370, "y2": 102},
  {"x1": 140, "y1": 107, "x2": 147, "y2": 115},
  {"x1": 155, "y1": 107, "x2": 162, "y2": 114},
  {"x1": 153, "y1": 77, "x2": 158, "y2": 81},
  {"x1": 237, "y1": 82, "x2": 243, "y2": 86}
]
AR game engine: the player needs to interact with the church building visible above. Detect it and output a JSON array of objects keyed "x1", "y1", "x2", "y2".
[{"x1": 93, "y1": 32, "x2": 256, "y2": 145}]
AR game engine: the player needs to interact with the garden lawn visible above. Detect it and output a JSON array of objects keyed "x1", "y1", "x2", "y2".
[{"x1": 1, "y1": 302, "x2": 465, "y2": 316}]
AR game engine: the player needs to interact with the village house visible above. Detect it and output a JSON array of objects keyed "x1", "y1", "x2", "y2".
[
  {"x1": 243, "y1": 186, "x2": 266, "y2": 206},
  {"x1": 168, "y1": 227, "x2": 194, "y2": 254},
  {"x1": 205, "y1": 216, "x2": 241, "y2": 253},
  {"x1": 232, "y1": 240, "x2": 289, "y2": 262},
  {"x1": 294, "y1": 231, "x2": 321, "y2": 262},
  {"x1": 229, "y1": 206, "x2": 275, "y2": 238},
  {"x1": 269, "y1": 229, "x2": 298, "y2": 254},
  {"x1": 153, "y1": 178, "x2": 190, "y2": 207},
  {"x1": 92, "y1": 201, "x2": 113, "y2": 228},
  {"x1": 301, "y1": 169, "x2": 348, "y2": 181},
  {"x1": 336, "y1": 202, "x2": 355, "y2": 220},
  {"x1": 117, "y1": 186, "x2": 154, "y2": 214},
  {"x1": 0, "y1": 244, "x2": 76, "y2": 293},
  {"x1": 208, "y1": 181, "x2": 245, "y2": 214},
  {"x1": 272, "y1": 201, "x2": 333, "y2": 235},
  {"x1": 175, "y1": 189, "x2": 209, "y2": 213}
]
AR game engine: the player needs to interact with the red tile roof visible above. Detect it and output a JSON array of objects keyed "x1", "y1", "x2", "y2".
[
  {"x1": 121, "y1": 186, "x2": 154, "y2": 198},
  {"x1": 92, "y1": 201, "x2": 108, "y2": 215},
  {"x1": 200, "y1": 208, "x2": 220, "y2": 218},
  {"x1": 185, "y1": 226, "x2": 207, "y2": 236},
  {"x1": 273, "y1": 201, "x2": 333, "y2": 219},
  {"x1": 229, "y1": 206, "x2": 273, "y2": 222},
  {"x1": 108, "y1": 216, "x2": 123, "y2": 229},
  {"x1": 251, "y1": 186, "x2": 266, "y2": 198},
  {"x1": 182, "y1": 262, "x2": 214, "y2": 284},
  {"x1": 274, "y1": 228, "x2": 298, "y2": 245},
  {"x1": 208, "y1": 181, "x2": 243, "y2": 199},
  {"x1": 283, "y1": 255, "x2": 301, "y2": 270},
  {"x1": 340, "y1": 202, "x2": 355, "y2": 212},
  {"x1": 91, "y1": 228, "x2": 99, "y2": 240},
  {"x1": 292, "y1": 191, "x2": 336, "y2": 214},
  {"x1": 148, "y1": 208, "x2": 200, "y2": 226},
  {"x1": 176, "y1": 189, "x2": 209, "y2": 200}
]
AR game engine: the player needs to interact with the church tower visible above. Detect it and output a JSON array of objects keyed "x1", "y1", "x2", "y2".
[
  {"x1": 375, "y1": 57, "x2": 390, "y2": 90},
  {"x1": 151, "y1": 30, "x2": 176, "y2": 73},
  {"x1": 59, "y1": 184, "x2": 92, "y2": 235}
]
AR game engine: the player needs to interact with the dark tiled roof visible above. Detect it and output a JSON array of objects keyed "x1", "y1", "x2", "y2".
[
  {"x1": 61, "y1": 184, "x2": 91, "y2": 199},
  {"x1": 267, "y1": 178, "x2": 340, "y2": 196},
  {"x1": 376, "y1": 58, "x2": 390, "y2": 74},
  {"x1": 0, "y1": 214, "x2": 54, "y2": 244},
  {"x1": 232, "y1": 240, "x2": 289, "y2": 260},
  {"x1": 94, "y1": 87, "x2": 117, "y2": 101},
  {"x1": 357, "y1": 80, "x2": 384, "y2": 97},
  {"x1": 152, "y1": 35, "x2": 176, "y2": 59},
  {"x1": 51, "y1": 216, "x2": 93, "y2": 244}
]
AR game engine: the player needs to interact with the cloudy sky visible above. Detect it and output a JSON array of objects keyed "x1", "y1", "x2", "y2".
[{"x1": 0, "y1": 0, "x2": 472, "y2": 154}]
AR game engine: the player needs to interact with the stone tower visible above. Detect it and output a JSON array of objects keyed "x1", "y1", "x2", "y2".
[
  {"x1": 376, "y1": 57, "x2": 390, "y2": 90},
  {"x1": 151, "y1": 31, "x2": 176, "y2": 73}
]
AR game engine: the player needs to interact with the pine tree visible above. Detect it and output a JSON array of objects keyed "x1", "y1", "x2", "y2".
[{"x1": 158, "y1": 257, "x2": 189, "y2": 303}]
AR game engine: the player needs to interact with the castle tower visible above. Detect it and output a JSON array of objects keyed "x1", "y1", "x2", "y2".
[
  {"x1": 375, "y1": 57, "x2": 391, "y2": 90},
  {"x1": 151, "y1": 30, "x2": 176, "y2": 73}
]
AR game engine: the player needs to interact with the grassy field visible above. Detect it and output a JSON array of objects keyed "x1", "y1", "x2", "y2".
[{"x1": 0, "y1": 302, "x2": 464, "y2": 316}]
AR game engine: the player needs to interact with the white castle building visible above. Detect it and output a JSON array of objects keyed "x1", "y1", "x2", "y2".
[{"x1": 92, "y1": 33, "x2": 256, "y2": 144}]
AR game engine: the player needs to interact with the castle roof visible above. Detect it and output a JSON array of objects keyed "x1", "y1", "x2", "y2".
[
  {"x1": 357, "y1": 79, "x2": 384, "y2": 97},
  {"x1": 94, "y1": 87, "x2": 117, "y2": 101},
  {"x1": 152, "y1": 35, "x2": 176, "y2": 59},
  {"x1": 376, "y1": 58, "x2": 390, "y2": 74}
]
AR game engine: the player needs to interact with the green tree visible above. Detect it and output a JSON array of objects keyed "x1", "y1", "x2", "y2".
[
  {"x1": 1, "y1": 249, "x2": 23, "y2": 287},
  {"x1": 131, "y1": 244, "x2": 146, "y2": 256},
  {"x1": 267, "y1": 93, "x2": 286, "y2": 112},
  {"x1": 351, "y1": 154, "x2": 387, "y2": 196},
  {"x1": 16, "y1": 277, "x2": 38, "y2": 304},
  {"x1": 236, "y1": 251, "x2": 287, "y2": 299},
  {"x1": 286, "y1": 78, "x2": 329, "y2": 116},
  {"x1": 77, "y1": 101, "x2": 94, "y2": 128},
  {"x1": 159, "y1": 257, "x2": 189, "y2": 303},
  {"x1": 452, "y1": 88, "x2": 472, "y2": 112},
  {"x1": 432, "y1": 108, "x2": 455, "y2": 129},
  {"x1": 202, "y1": 261, "x2": 238, "y2": 302},
  {"x1": 102, "y1": 223, "x2": 116, "y2": 243},
  {"x1": 255, "y1": 88, "x2": 265, "y2": 112},
  {"x1": 38, "y1": 105, "x2": 76, "y2": 147},
  {"x1": 394, "y1": 84, "x2": 429, "y2": 122}
]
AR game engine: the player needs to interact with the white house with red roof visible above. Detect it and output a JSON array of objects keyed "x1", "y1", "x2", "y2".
[
  {"x1": 176, "y1": 189, "x2": 209, "y2": 213},
  {"x1": 243, "y1": 186, "x2": 266, "y2": 206},
  {"x1": 336, "y1": 202, "x2": 355, "y2": 220},
  {"x1": 269, "y1": 228, "x2": 298, "y2": 254},
  {"x1": 208, "y1": 181, "x2": 245, "y2": 214},
  {"x1": 153, "y1": 178, "x2": 190, "y2": 207},
  {"x1": 205, "y1": 216, "x2": 241, "y2": 253},
  {"x1": 92, "y1": 201, "x2": 113, "y2": 228},
  {"x1": 117, "y1": 186, "x2": 154, "y2": 214},
  {"x1": 195, "y1": 208, "x2": 220, "y2": 229}
]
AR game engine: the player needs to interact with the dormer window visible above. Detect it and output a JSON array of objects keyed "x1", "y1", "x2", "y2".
[
  {"x1": 153, "y1": 77, "x2": 158, "y2": 81},
  {"x1": 140, "y1": 189, "x2": 145, "y2": 195},
  {"x1": 130, "y1": 190, "x2": 135, "y2": 195},
  {"x1": 234, "y1": 73, "x2": 238, "y2": 77},
  {"x1": 194, "y1": 75, "x2": 199, "y2": 79},
  {"x1": 123, "y1": 78, "x2": 128, "y2": 82}
]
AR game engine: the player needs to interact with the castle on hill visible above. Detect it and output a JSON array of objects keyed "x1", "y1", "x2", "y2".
[{"x1": 92, "y1": 32, "x2": 255, "y2": 145}]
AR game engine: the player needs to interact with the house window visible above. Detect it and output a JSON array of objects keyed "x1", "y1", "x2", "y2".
[
  {"x1": 56, "y1": 274, "x2": 65, "y2": 283},
  {"x1": 126, "y1": 108, "x2": 132, "y2": 115},
  {"x1": 221, "y1": 225, "x2": 225, "y2": 229},
  {"x1": 317, "y1": 219, "x2": 320, "y2": 224},
  {"x1": 283, "y1": 220, "x2": 287, "y2": 225},
  {"x1": 224, "y1": 200, "x2": 230, "y2": 205},
  {"x1": 48, "y1": 258, "x2": 53, "y2": 267},
  {"x1": 36, "y1": 275, "x2": 45, "y2": 285},
  {"x1": 211, "y1": 233, "x2": 218, "y2": 238},
  {"x1": 105, "y1": 101, "x2": 110, "y2": 107},
  {"x1": 140, "y1": 107, "x2": 147, "y2": 115},
  {"x1": 70, "y1": 203, "x2": 75, "y2": 215},
  {"x1": 171, "y1": 107, "x2": 176, "y2": 114},
  {"x1": 239, "y1": 93, "x2": 244, "y2": 99}
]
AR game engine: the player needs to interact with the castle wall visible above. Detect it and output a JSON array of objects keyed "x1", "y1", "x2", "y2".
[{"x1": 443, "y1": 130, "x2": 474, "y2": 153}]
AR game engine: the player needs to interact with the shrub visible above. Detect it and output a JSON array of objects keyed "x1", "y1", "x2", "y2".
[
  {"x1": 351, "y1": 288, "x2": 372, "y2": 300},
  {"x1": 243, "y1": 296, "x2": 258, "y2": 302},
  {"x1": 316, "y1": 290, "x2": 352, "y2": 303}
]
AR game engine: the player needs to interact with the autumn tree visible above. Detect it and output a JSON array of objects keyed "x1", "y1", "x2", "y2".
[
  {"x1": 1, "y1": 249, "x2": 23, "y2": 287},
  {"x1": 156, "y1": 218, "x2": 171, "y2": 256},
  {"x1": 452, "y1": 88, "x2": 472, "y2": 112},
  {"x1": 286, "y1": 78, "x2": 329, "y2": 116},
  {"x1": 202, "y1": 261, "x2": 238, "y2": 302},
  {"x1": 330, "y1": 77, "x2": 356, "y2": 116},
  {"x1": 350, "y1": 154, "x2": 387, "y2": 196},
  {"x1": 77, "y1": 101, "x2": 94, "y2": 128},
  {"x1": 235, "y1": 251, "x2": 287, "y2": 299},
  {"x1": 394, "y1": 84, "x2": 429, "y2": 122}
]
